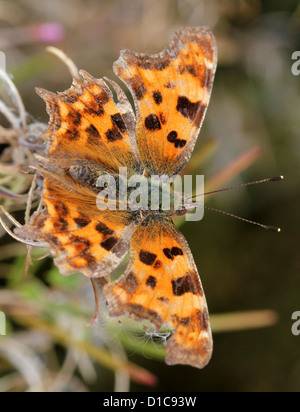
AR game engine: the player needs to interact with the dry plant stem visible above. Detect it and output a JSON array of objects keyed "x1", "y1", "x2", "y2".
[
  {"x1": 0, "y1": 244, "x2": 47, "y2": 261},
  {"x1": 0, "y1": 243, "x2": 27, "y2": 260},
  {"x1": 0, "y1": 186, "x2": 28, "y2": 199},
  {"x1": 112, "y1": 350, "x2": 130, "y2": 393},
  {"x1": 86, "y1": 277, "x2": 108, "y2": 328},
  {"x1": 0, "y1": 68, "x2": 27, "y2": 129},
  {"x1": 0, "y1": 338, "x2": 46, "y2": 392},
  {"x1": 72, "y1": 350, "x2": 97, "y2": 386},
  {"x1": 0, "y1": 205, "x2": 22, "y2": 227},
  {"x1": 32, "y1": 251, "x2": 51, "y2": 261},
  {"x1": 24, "y1": 174, "x2": 38, "y2": 276},
  {"x1": 12, "y1": 314, "x2": 157, "y2": 387},
  {"x1": 0, "y1": 100, "x2": 20, "y2": 129},
  {"x1": 0, "y1": 163, "x2": 19, "y2": 176},
  {"x1": 48, "y1": 348, "x2": 79, "y2": 392},
  {"x1": 24, "y1": 246, "x2": 32, "y2": 277},
  {"x1": 25, "y1": 174, "x2": 37, "y2": 225},
  {"x1": 46, "y1": 47, "x2": 79, "y2": 78},
  {"x1": 86, "y1": 279, "x2": 100, "y2": 328},
  {"x1": 0, "y1": 175, "x2": 16, "y2": 186},
  {"x1": 0, "y1": 215, "x2": 46, "y2": 247}
]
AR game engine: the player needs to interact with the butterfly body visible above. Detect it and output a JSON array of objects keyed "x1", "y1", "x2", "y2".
[{"x1": 17, "y1": 26, "x2": 217, "y2": 368}]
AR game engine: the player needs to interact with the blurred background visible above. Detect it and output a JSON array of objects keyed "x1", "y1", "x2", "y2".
[{"x1": 0, "y1": 0, "x2": 299, "y2": 392}]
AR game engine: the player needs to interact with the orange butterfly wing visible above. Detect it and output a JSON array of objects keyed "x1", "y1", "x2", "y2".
[
  {"x1": 114, "y1": 26, "x2": 217, "y2": 176},
  {"x1": 17, "y1": 71, "x2": 139, "y2": 277},
  {"x1": 104, "y1": 214, "x2": 212, "y2": 369},
  {"x1": 37, "y1": 70, "x2": 139, "y2": 175}
]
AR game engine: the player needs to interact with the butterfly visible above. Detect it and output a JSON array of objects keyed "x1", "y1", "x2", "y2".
[{"x1": 17, "y1": 27, "x2": 217, "y2": 369}]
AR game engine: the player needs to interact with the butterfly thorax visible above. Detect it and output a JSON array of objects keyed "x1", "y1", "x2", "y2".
[{"x1": 95, "y1": 172, "x2": 187, "y2": 216}]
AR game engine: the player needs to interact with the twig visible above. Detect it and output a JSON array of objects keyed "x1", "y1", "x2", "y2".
[
  {"x1": 46, "y1": 47, "x2": 79, "y2": 78},
  {"x1": 0, "y1": 68, "x2": 27, "y2": 129}
]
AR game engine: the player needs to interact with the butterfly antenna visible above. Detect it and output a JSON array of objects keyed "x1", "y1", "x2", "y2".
[
  {"x1": 188, "y1": 176, "x2": 283, "y2": 232},
  {"x1": 204, "y1": 205, "x2": 281, "y2": 232},
  {"x1": 189, "y1": 176, "x2": 284, "y2": 199}
]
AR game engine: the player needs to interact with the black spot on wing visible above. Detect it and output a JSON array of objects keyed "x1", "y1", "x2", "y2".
[
  {"x1": 74, "y1": 217, "x2": 91, "y2": 228},
  {"x1": 171, "y1": 247, "x2": 184, "y2": 257},
  {"x1": 65, "y1": 128, "x2": 79, "y2": 141},
  {"x1": 101, "y1": 236, "x2": 119, "y2": 251},
  {"x1": 126, "y1": 303, "x2": 162, "y2": 328},
  {"x1": 167, "y1": 131, "x2": 177, "y2": 143},
  {"x1": 51, "y1": 102, "x2": 61, "y2": 130},
  {"x1": 49, "y1": 235, "x2": 60, "y2": 246},
  {"x1": 159, "y1": 113, "x2": 166, "y2": 125},
  {"x1": 172, "y1": 272, "x2": 202, "y2": 296},
  {"x1": 64, "y1": 95, "x2": 77, "y2": 104},
  {"x1": 152, "y1": 91, "x2": 162, "y2": 105},
  {"x1": 85, "y1": 99, "x2": 104, "y2": 116},
  {"x1": 53, "y1": 217, "x2": 68, "y2": 232},
  {"x1": 139, "y1": 250, "x2": 157, "y2": 266},
  {"x1": 176, "y1": 96, "x2": 206, "y2": 127},
  {"x1": 105, "y1": 126, "x2": 123, "y2": 142},
  {"x1": 68, "y1": 111, "x2": 82, "y2": 127},
  {"x1": 157, "y1": 296, "x2": 169, "y2": 304},
  {"x1": 71, "y1": 236, "x2": 91, "y2": 254},
  {"x1": 119, "y1": 272, "x2": 138, "y2": 293},
  {"x1": 84, "y1": 91, "x2": 109, "y2": 117},
  {"x1": 144, "y1": 114, "x2": 161, "y2": 131},
  {"x1": 95, "y1": 91, "x2": 110, "y2": 105},
  {"x1": 95, "y1": 222, "x2": 114, "y2": 236},
  {"x1": 178, "y1": 316, "x2": 192, "y2": 326},
  {"x1": 82, "y1": 253, "x2": 97, "y2": 267},
  {"x1": 54, "y1": 201, "x2": 68, "y2": 217},
  {"x1": 163, "y1": 247, "x2": 184, "y2": 260},
  {"x1": 186, "y1": 64, "x2": 197, "y2": 77},
  {"x1": 111, "y1": 113, "x2": 126, "y2": 133},
  {"x1": 135, "y1": 55, "x2": 171, "y2": 71},
  {"x1": 86, "y1": 124, "x2": 100, "y2": 141},
  {"x1": 167, "y1": 131, "x2": 186, "y2": 149},
  {"x1": 163, "y1": 248, "x2": 173, "y2": 260},
  {"x1": 131, "y1": 75, "x2": 146, "y2": 100},
  {"x1": 153, "y1": 260, "x2": 162, "y2": 269},
  {"x1": 164, "y1": 82, "x2": 174, "y2": 89},
  {"x1": 200, "y1": 309, "x2": 210, "y2": 330},
  {"x1": 74, "y1": 112, "x2": 82, "y2": 126}
]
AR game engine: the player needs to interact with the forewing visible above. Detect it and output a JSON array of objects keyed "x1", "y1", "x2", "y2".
[
  {"x1": 37, "y1": 70, "x2": 139, "y2": 175},
  {"x1": 104, "y1": 214, "x2": 212, "y2": 369},
  {"x1": 114, "y1": 26, "x2": 217, "y2": 176}
]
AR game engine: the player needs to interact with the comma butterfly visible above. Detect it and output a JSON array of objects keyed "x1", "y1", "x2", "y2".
[{"x1": 17, "y1": 27, "x2": 217, "y2": 369}]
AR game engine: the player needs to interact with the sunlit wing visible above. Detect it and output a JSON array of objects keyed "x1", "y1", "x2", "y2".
[
  {"x1": 15, "y1": 69, "x2": 145, "y2": 277},
  {"x1": 104, "y1": 214, "x2": 212, "y2": 369},
  {"x1": 16, "y1": 177, "x2": 134, "y2": 277},
  {"x1": 114, "y1": 26, "x2": 217, "y2": 176}
]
